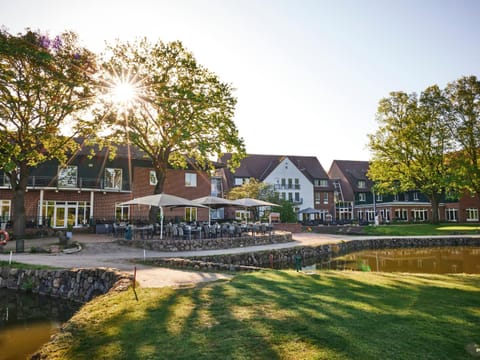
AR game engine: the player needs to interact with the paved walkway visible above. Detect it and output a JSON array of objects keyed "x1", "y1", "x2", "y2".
[
  {"x1": 2, "y1": 232, "x2": 478, "y2": 288},
  {"x1": 0, "y1": 232, "x2": 349, "y2": 288}
]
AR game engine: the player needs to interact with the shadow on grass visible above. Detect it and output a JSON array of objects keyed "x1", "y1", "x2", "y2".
[{"x1": 53, "y1": 271, "x2": 480, "y2": 360}]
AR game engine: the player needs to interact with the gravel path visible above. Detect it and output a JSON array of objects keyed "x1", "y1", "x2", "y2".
[{"x1": 0, "y1": 232, "x2": 350, "y2": 288}]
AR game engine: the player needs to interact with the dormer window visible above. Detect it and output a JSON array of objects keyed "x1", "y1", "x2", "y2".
[
  {"x1": 315, "y1": 179, "x2": 328, "y2": 187},
  {"x1": 234, "y1": 177, "x2": 249, "y2": 186},
  {"x1": 358, "y1": 180, "x2": 366, "y2": 188},
  {"x1": 58, "y1": 166, "x2": 77, "y2": 188}
]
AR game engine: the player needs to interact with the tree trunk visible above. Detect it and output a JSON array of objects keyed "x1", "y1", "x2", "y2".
[
  {"x1": 430, "y1": 194, "x2": 441, "y2": 224},
  {"x1": 12, "y1": 164, "x2": 30, "y2": 252},
  {"x1": 148, "y1": 162, "x2": 168, "y2": 224}
]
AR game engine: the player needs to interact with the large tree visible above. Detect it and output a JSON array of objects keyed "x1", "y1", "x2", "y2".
[
  {"x1": 98, "y1": 39, "x2": 245, "y2": 222},
  {"x1": 0, "y1": 29, "x2": 97, "y2": 249},
  {"x1": 445, "y1": 75, "x2": 480, "y2": 195},
  {"x1": 367, "y1": 86, "x2": 454, "y2": 223}
]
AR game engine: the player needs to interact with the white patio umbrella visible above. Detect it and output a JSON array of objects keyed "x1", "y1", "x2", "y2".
[
  {"x1": 192, "y1": 196, "x2": 239, "y2": 224},
  {"x1": 233, "y1": 198, "x2": 279, "y2": 222},
  {"x1": 233, "y1": 198, "x2": 279, "y2": 207},
  {"x1": 120, "y1": 193, "x2": 207, "y2": 239}
]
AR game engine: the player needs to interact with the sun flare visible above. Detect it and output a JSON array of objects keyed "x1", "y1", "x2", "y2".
[{"x1": 112, "y1": 81, "x2": 136, "y2": 104}]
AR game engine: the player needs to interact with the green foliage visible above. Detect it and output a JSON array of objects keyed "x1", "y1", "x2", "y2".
[
  {"x1": 368, "y1": 85, "x2": 455, "y2": 223},
  {"x1": 445, "y1": 75, "x2": 480, "y2": 194},
  {"x1": 97, "y1": 39, "x2": 245, "y2": 195},
  {"x1": 368, "y1": 75, "x2": 480, "y2": 223},
  {"x1": 227, "y1": 178, "x2": 273, "y2": 200},
  {"x1": 274, "y1": 199, "x2": 297, "y2": 223},
  {"x1": 0, "y1": 28, "x2": 98, "y2": 238}
]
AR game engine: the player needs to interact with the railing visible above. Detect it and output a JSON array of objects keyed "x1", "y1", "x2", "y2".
[
  {"x1": 274, "y1": 184, "x2": 301, "y2": 190},
  {"x1": 0, "y1": 174, "x2": 131, "y2": 192}
]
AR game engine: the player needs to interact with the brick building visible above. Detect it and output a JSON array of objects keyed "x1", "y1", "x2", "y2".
[{"x1": 0, "y1": 142, "x2": 211, "y2": 229}]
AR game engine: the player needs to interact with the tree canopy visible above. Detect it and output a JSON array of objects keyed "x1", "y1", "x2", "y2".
[
  {"x1": 367, "y1": 85, "x2": 454, "y2": 223},
  {"x1": 445, "y1": 75, "x2": 480, "y2": 195},
  {"x1": 0, "y1": 28, "x2": 97, "y2": 242},
  {"x1": 97, "y1": 39, "x2": 245, "y2": 199}
]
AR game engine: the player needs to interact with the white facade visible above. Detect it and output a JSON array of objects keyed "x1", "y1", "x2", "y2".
[{"x1": 263, "y1": 157, "x2": 314, "y2": 210}]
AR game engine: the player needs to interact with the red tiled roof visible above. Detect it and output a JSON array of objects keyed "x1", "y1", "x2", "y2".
[{"x1": 219, "y1": 153, "x2": 330, "y2": 190}]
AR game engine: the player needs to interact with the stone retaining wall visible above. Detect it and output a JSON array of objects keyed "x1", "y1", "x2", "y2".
[
  {"x1": 176, "y1": 236, "x2": 480, "y2": 270},
  {"x1": 116, "y1": 232, "x2": 292, "y2": 252},
  {"x1": 0, "y1": 267, "x2": 132, "y2": 303}
]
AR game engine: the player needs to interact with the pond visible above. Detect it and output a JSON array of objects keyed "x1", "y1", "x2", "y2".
[
  {"x1": 0, "y1": 288, "x2": 81, "y2": 360},
  {"x1": 320, "y1": 246, "x2": 480, "y2": 274}
]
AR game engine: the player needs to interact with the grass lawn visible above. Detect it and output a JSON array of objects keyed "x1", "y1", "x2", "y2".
[
  {"x1": 0, "y1": 260, "x2": 55, "y2": 270},
  {"x1": 361, "y1": 223, "x2": 480, "y2": 236},
  {"x1": 37, "y1": 270, "x2": 480, "y2": 360}
]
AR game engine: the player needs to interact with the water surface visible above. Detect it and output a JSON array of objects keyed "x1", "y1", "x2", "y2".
[
  {"x1": 0, "y1": 289, "x2": 80, "y2": 360},
  {"x1": 324, "y1": 246, "x2": 480, "y2": 274}
]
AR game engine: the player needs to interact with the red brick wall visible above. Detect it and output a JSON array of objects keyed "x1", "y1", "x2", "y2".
[{"x1": 0, "y1": 165, "x2": 212, "y2": 223}]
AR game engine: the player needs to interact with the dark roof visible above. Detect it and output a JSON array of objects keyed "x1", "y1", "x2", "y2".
[
  {"x1": 219, "y1": 153, "x2": 330, "y2": 189},
  {"x1": 329, "y1": 160, "x2": 373, "y2": 191},
  {"x1": 73, "y1": 138, "x2": 223, "y2": 169}
]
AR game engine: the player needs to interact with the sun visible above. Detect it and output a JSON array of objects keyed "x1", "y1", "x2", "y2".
[
  {"x1": 112, "y1": 81, "x2": 136, "y2": 104},
  {"x1": 102, "y1": 67, "x2": 143, "y2": 111}
]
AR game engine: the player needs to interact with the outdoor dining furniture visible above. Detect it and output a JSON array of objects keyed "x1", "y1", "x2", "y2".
[{"x1": 133, "y1": 224, "x2": 154, "y2": 240}]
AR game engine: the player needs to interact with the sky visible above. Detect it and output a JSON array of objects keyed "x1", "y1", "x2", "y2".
[{"x1": 2, "y1": 0, "x2": 480, "y2": 169}]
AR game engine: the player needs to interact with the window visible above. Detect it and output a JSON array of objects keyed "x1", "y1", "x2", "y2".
[
  {"x1": 411, "y1": 209, "x2": 428, "y2": 222},
  {"x1": 315, "y1": 192, "x2": 321, "y2": 205},
  {"x1": 234, "y1": 177, "x2": 249, "y2": 186},
  {"x1": 105, "y1": 168, "x2": 122, "y2": 190},
  {"x1": 315, "y1": 179, "x2": 328, "y2": 187},
  {"x1": 281, "y1": 192, "x2": 286, "y2": 200},
  {"x1": 211, "y1": 177, "x2": 223, "y2": 197},
  {"x1": 445, "y1": 208, "x2": 458, "y2": 222},
  {"x1": 0, "y1": 200, "x2": 11, "y2": 223},
  {"x1": 234, "y1": 177, "x2": 243, "y2": 186},
  {"x1": 115, "y1": 203, "x2": 129, "y2": 222},
  {"x1": 235, "y1": 210, "x2": 250, "y2": 221},
  {"x1": 358, "y1": 180, "x2": 366, "y2": 189},
  {"x1": 281, "y1": 178, "x2": 286, "y2": 189},
  {"x1": 294, "y1": 192, "x2": 300, "y2": 202},
  {"x1": 40, "y1": 200, "x2": 90, "y2": 228},
  {"x1": 149, "y1": 171, "x2": 157, "y2": 185},
  {"x1": 413, "y1": 192, "x2": 419, "y2": 201},
  {"x1": 404, "y1": 193, "x2": 409, "y2": 201},
  {"x1": 288, "y1": 192, "x2": 293, "y2": 202},
  {"x1": 358, "y1": 193, "x2": 366, "y2": 202},
  {"x1": 294, "y1": 178, "x2": 300, "y2": 189},
  {"x1": 185, "y1": 207, "x2": 197, "y2": 222},
  {"x1": 323, "y1": 192, "x2": 329, "y2": 204},
  {"x1": 3, "y1": 168, "x2": 19, "y2": 186},
  {"x1": 395, "y1": 208, "x2": 408, "y2": 221},
  {"x1": 58, "y1": 166, "x2": 78, "y2": 188},
  {"x1": 393, "y1": 194, "x2": 399, "y2": 201},
  {"x1": 376, "y1": 194, "x2": 383, "y2": 202},
  {"x1": 466, "y1": 208, "x2": 479, "y2": 222},
  {"x1": 185, "y1": 173, "x2": 197, "y2": 187},
  {"x1": 288, "y1": 178, "x2": 293, "y2": 189}
]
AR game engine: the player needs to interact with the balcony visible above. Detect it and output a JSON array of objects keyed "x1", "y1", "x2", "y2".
[
  {"x1": 284, "y1": 197, "x2": 303, "y2": 205},
  {"x1": 1, "y1": 174, "x2": 131, "y2": 192},
  {"x1": 274, "y1": 184, "x2": 301, "y2": 190}
]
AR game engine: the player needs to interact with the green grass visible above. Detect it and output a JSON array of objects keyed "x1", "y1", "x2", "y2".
[
  {"x1": 361, "y1": 223, "x2": 480, "y2": 236},
  {"x1": 37, "y1": 271, "x2": 480, "y2": 360},
  {"x1": 0, "y1": 260, "x2": 55, "y2": 270}
]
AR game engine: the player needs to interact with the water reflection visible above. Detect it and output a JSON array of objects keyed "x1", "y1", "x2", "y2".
[
  {"x1": 324, "y1": 246, "x2": 480, "y2": 274},
  {"x1": 0, "y1": 289, "x2": 80, "y2": 360}
]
